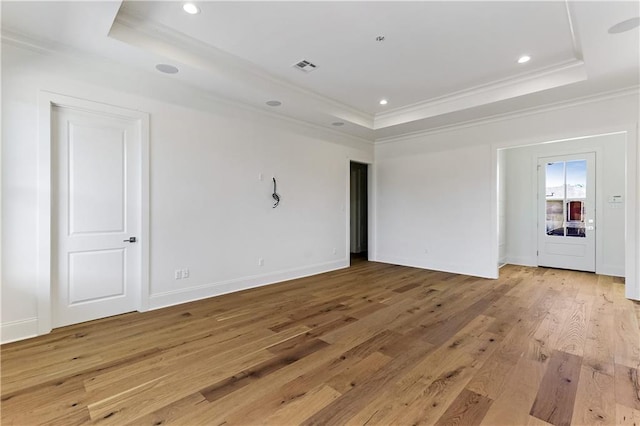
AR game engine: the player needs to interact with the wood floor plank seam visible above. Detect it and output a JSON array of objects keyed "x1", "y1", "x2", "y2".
[{"x1": 2, "y1": 262, "x2": 638, "y2": 426}]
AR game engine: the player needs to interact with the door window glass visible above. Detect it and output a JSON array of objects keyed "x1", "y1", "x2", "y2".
[
  {"x1": 545, "y1": 162, "x2": 565, "y2": 199},
  {"x1": 545, "y1": 159, "x2": 587, "y2": 238},
  {"x1": 566, "y1": 200, "x2": 585, "y2": 237},
  {"x1": 546, "y1": 200, "x2": 564, "y2": 236},
  {"x1": 566, "y1": 160, "x2": 587, "y2": 199}
]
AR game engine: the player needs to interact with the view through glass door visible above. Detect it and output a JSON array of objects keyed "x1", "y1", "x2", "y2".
[{"x1": 538, "y1": 153, "x2": 596, "y2": 272}]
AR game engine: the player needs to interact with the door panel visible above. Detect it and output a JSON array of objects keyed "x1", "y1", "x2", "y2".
[
  {"x1": 69, "y1": 123, "x2": 125, "y2": 234},
  {"x1": 538, "y1": 153, "x2": 596, "y2": 272},
  {"x1": 544, "y1": 242, "x2": 586, "y2": 257},
  {"x1": 69, "y1": 249, "x2": 125, "y2": 304},
  {"x1": 53, "y1": 106, "x2": 140, "y2": 327}
]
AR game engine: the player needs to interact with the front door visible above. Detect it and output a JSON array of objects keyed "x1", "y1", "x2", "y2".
[
  {"x1": 52, "y1": 106, "x2": 141, "y2": 327},
  {"x1": 538, "y1": 153, "x2": 596, "y2": 272}
]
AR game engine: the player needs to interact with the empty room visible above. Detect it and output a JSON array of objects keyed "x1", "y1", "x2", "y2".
[{"x1": 2, "y1": 1, "x2": 639, "y2": 425}]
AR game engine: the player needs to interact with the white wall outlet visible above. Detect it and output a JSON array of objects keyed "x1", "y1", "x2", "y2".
[
  {"x1": 174, "y1": 269, "x2": 182, "y2": 280},
  {"x1": 332, "y1": 247, "x2": 337, "y2": 255},
  {"x1": 182, "y1": 268, "x2": 190, "y2": 278},
  {"x1": 258, "y1": 258, "x2": 264, "y2": 266},
  {"x1": 258, "y1": 173, "x2": 263, "y2": 181}
]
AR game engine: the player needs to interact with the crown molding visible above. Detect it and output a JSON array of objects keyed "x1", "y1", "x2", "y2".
[
  {"x1": 1, "y1": 28, "x2": 374, "y2": 147},
  {"x1": 373, "y1": 59, "x2": 587, "y2": 130},
  {"x1": 374, "y1": 0, "x2": 586, "y2": 129},
  {"x1": 111, "y1": 8, "x2": 375, "y2": 129},
  {"x1": 5, "y1": 10, "x2": 634, "y2": 148},
  {"x1": 110, "y1": 5, "x2": 590, "y2": 133},
  {"x1": 375, "y1": 86, "x2": 640, "y2": 145}
]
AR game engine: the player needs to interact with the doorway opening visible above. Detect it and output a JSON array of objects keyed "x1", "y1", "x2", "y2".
[
  {"x1": 498, "y1": 132, "x2": 626, "y2": 280},
  {"x1": 350, "y1": 161, "x2": 368, "y2": 264}
]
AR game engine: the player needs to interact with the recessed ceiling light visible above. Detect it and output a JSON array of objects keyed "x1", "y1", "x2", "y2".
[
  {"x1": 332, "y1": 122, "x2": 344, "y2": 127},
  {"x1": 155, "y1": 64, "x2": 179, "y2": 74},
  {"x1": 183, "y1": 3, "x2": 200, "y2": 15},
  {"x1": 379, "y1": 99, "x2": 388, "y2": 105},
  {"x1": 608, "y1": 17, "x2": 640, "y2": 34},
  {"x1": 517, "y1": 55, "x2": 531, "y2": 64},
  {"x1": 266, "y1": 100, "x2": 282, "y2": 107}
]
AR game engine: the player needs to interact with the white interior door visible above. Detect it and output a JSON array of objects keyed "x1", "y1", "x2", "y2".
[
  {"x1": 53, "y1": 106, "x2": 141, "y2": 327},
  {"x1": 538, "y1": 152, "x2": 596, "y2": 272}
]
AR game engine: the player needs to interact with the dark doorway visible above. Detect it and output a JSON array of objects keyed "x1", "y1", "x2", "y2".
[{"x1": 350, "y1": 162, "x2": 368, "y2": 263}]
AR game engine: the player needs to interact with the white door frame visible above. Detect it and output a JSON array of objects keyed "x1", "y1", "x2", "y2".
[{"x1": 37, "y1": 91, "x2": 150, "y2": 335}]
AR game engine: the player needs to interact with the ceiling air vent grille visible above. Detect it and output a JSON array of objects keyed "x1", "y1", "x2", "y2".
[{"x1": 293, "y1": 59, "x2": 317, "y2": 73}]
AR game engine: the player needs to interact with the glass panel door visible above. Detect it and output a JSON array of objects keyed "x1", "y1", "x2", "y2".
[{"x1": 538, "y1": 152, "x2": 595, "y2": 272}]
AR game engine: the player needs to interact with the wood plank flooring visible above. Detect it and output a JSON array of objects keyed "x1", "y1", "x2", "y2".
[{"x1": 2, "y1": 262, "x2": 639, "y2": 425}]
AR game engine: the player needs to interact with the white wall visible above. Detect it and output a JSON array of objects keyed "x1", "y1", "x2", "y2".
[
  {"x1": 504, "y1": 133, "x2": 626, "y2": 276},
  {"x1": 1, "y1": 42, "x2": 373, "y2": 342},
  {"x1": 375, "y1": 143, "x2": 495, "y2": 277},
  {"x1": 374, "y1": 91, "x2": 638, "y2": 299}
]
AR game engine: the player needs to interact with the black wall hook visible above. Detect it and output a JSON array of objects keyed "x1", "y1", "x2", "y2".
[{"x1": 272, "y1": 177, "x2": 280, "y2": 208}]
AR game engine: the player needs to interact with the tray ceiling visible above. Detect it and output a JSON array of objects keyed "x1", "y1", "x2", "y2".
[{"x1": 2, "y1": 1, "x2": 638, "y2": 141}]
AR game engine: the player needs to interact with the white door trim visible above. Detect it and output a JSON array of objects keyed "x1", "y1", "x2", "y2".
[{"x1": 37, "y1": 91, "x2": 150, "y2": 335}]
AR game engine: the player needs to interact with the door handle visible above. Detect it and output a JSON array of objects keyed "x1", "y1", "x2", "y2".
[{"x1": 123, "y1": 237, "x2": 137, "y2": 243}]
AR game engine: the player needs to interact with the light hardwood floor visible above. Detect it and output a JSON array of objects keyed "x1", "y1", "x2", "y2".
[{"x1": 2, "y1": 262, "x2": 639, "y2": 425}]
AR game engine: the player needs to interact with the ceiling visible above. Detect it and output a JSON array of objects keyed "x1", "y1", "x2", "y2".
[{"x1": 2, "y1": 1, "x2": 639, "y2": 142}]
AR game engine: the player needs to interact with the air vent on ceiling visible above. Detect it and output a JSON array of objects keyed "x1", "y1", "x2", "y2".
[{"x1": 293, "y1": 59, "x2": 317, "y2": 73}]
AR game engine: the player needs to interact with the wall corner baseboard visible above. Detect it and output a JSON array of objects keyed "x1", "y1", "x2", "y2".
[
  {"x1": 374, "y1": 254, "x2": 496, "y2": 279},
  {"x1": 505, "y1": 256, "x2": 538, "y2": 267},
  {"x1": 1, "y1": 318, "x2": 39, "y2": 344},
  {"x1": 147, "y1": 259, "x2": 349, "y2": 311},
  {"x1": 598, "y1": 264, "x2": 625, "y2": 278}
]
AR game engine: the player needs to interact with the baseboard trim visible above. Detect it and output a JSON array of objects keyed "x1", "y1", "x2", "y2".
[
  {"x1": 505, "y1": 256, "x2": 538, "y2": 267},
  {"x1": 1, "y1": 317, "x2": 39, "y2": 344},
  {"x1": 506, "y1": 257, "x2": 624, "y2": 278},
  {"x1": 374, "y1": 254, "x2": 496, "y2": 279},
  {"x1": 147, "y1": 259, "x2": 349, "y2": 311},
  {"x1": 598, "y1": 264, "x2": 625, "y2": 278}
]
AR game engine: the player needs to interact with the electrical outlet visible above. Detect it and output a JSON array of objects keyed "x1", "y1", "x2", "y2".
[
  {"x1": 332, "y1": 247, "x2": 337, "y2": 255},
  {"x1": 182, "y1": 268, "x2": 189, "y2": 278},
  {"x1": 174, "y1": 269, "x2": 182, "y2": 280},
  {"x1": 258, "y1": 258, "x2": 264, "y2": 266}
]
